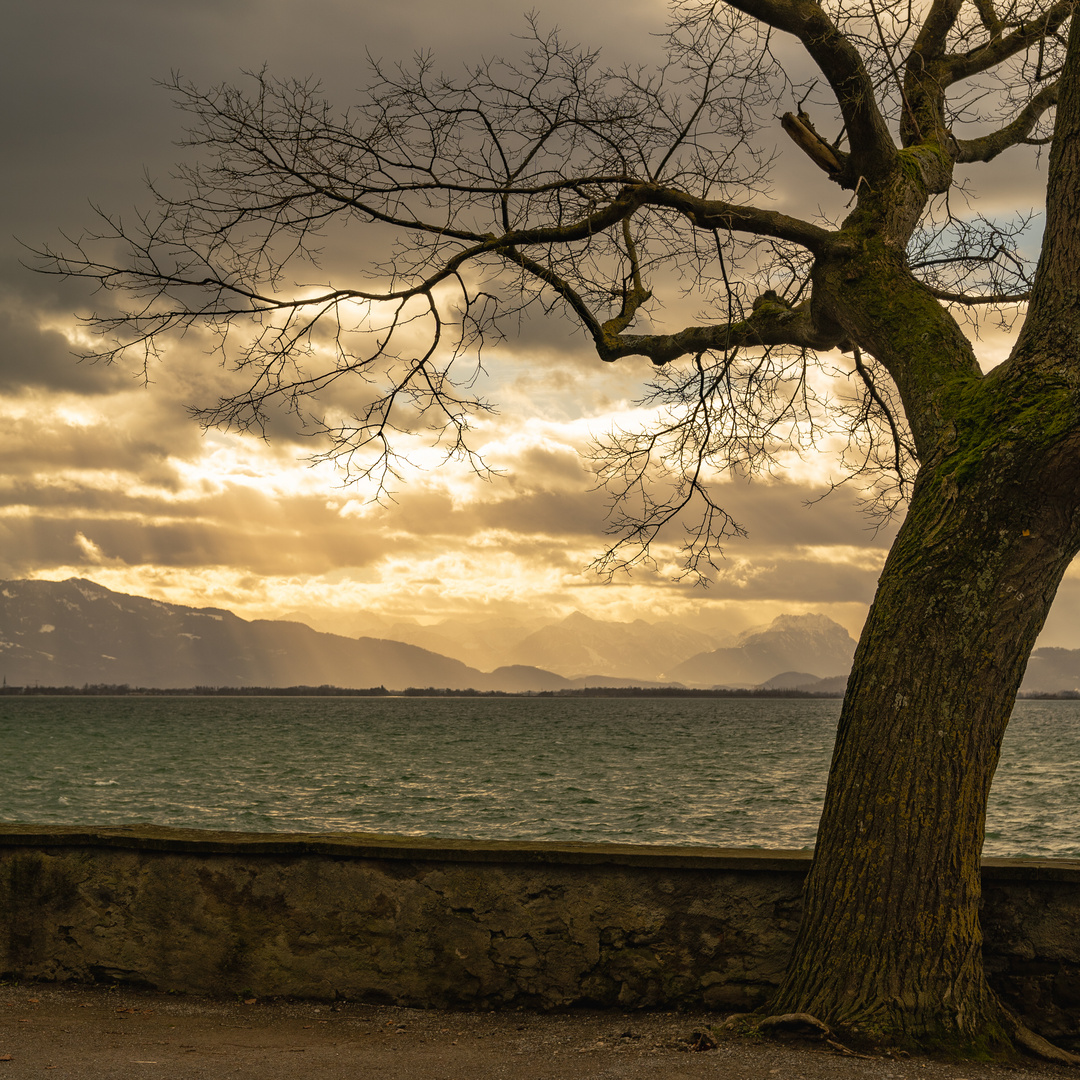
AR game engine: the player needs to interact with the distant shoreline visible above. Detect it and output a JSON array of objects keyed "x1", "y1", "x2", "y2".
[
  {"x1": 0, "y1": 683, "x2": 845, "y2": 699},
  {"x1": 3, "y1": 684, "x2": 1076, "y2": 700}
]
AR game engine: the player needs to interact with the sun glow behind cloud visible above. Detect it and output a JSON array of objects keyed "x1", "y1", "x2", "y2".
[{"x1": 4, "y1": 321, "x2": 894, "y2": 643}]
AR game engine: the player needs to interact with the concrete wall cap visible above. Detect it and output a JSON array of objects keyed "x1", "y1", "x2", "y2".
[
  {"x1": 0, "y1": 823, "x2": 815, "y2": 871},
  {"x1": 1, "y1": 824, "x2": 1078, "y2": 878}
]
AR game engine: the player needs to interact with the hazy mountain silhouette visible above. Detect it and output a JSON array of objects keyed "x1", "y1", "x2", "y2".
[
  {"x1": 0, "y1": 579, "x2": 552, "y2": 691},
  {"x1": 1020, "y1": 648, "x2": 1080, "y2": 694},
  {"x1": 505, "y1": 611, "x2": 719, "y2": 680},
  {"x1": 666, "y1": 613, "x2": 859, "y2": 687},
  {"x1": 18, "y1": 578, "x2": 1072, "y2": 695}
]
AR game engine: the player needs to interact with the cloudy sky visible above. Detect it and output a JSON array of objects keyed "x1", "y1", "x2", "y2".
[{"x1": 3, "y1": 0, "x2": 1076, "y2": 647}]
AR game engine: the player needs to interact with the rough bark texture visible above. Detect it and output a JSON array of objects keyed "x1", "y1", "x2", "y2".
[{"x1": 771, "y1": 440, "x2": 1080, "y2": 1047}]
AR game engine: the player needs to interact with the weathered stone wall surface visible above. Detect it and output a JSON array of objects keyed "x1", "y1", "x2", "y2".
[
  {"x1": 981, "y1": 860, "x2": 1080, "y2": 1044},
  {"x1": 0, "y1": 826, "x2": 1077, "y2": 1043}
]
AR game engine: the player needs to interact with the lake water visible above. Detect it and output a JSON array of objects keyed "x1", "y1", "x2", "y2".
[{"x1": 0, "y1": 696, "x2": 1076, "y2": 857}]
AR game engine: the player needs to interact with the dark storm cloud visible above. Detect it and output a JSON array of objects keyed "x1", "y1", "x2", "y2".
[
  {"x1": 0, "y1": 512, "x2": 383, "y2": 579},
  {"x1": 709, "y1": 553, "x2": 883, "y2": 603},
  {"x1": 709, "y1": 478, "x2": 899, "y2": 550},
  {"x1": 0, "y1": 309, "x2": 132, "y2": 395},
  {"x1": 473, "y1": 488, "x2": 607, "y2": 539},
  {"x1": 0, "y1": 393, "x2": 200, "y2": 473},
  {"x1": 65, "y1": 515, "x2": 378, "y2": 576}
]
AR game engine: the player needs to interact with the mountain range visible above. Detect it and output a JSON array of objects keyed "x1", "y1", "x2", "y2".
[
  {"x1": 0, "y1": 578, "x2": 497, "y2": 690},
  {"x1": 665, "y1": 614, "x2": 858, "y2": 687},
  {"x1": 1, "y1": 578, "x2": 1077, "y2": 693}
]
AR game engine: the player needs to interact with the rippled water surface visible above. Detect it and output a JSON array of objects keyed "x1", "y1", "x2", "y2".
[{"x1": 0, "y1": 696, "x2": 1075, "y2": 856}]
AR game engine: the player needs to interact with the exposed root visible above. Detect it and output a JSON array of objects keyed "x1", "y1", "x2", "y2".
[
  {"x1": 825, "y1": 1038, "x2": 876, "y2": 1059},
  {"x1": 730, "y1": 1013, "x2": 874, "y2": 1059},
  {"x1": 725, "y1": 1008, "x2": 1080, "y2": 1066},
  {"x1": 731, "y1": 1009, "x2": 1080, "y2": 1065},
  {"x1": 716, "y1": 1012, "x2": 755, "y2": 1031},
  {"x1": 756, "y1": 1012, "x2": 831, "y2": 1040},
  {"x1": 1006, "y1": 1016, "x2": 1080, "y2": 1066}
]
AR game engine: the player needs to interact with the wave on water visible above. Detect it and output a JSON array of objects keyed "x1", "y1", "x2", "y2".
[{"x1": 0, "y1": 696, "x2": 1075, "y2": 857}]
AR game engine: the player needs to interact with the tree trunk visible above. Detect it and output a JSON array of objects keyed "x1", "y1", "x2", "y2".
[
  {"x1": 770, "y1": 421, "x2": 1080, "y2": 1050},
  {"x1": 769, "y1": 12, "x2": 1080, "y2": 1049}
]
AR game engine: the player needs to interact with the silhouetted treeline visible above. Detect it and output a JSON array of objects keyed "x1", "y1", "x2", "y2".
[
  {"x1": 4, "y1": 683, "x2": 1077, "y2": 699},
  {"x1": 0, "y1": 683, "x2": 516, "y2": 697},
  {"x1": 0, "y1": 684, "x2": 393, "y2": 697},
  {"x1": 0, "y1": 682, "x2": 845, "y2": 698},
  {"x1": 538, "y1": 686, "x2": 843, "y2": 698}
]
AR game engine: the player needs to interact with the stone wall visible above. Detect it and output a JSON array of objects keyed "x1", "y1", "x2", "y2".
[{"x1": 1, "y1": 826, "x2": 1078, "y2": 1045}]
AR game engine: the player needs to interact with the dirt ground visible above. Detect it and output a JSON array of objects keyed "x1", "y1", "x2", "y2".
[{"x1": 0, "y1": 981, "x2": 1074, "y2": 1080}]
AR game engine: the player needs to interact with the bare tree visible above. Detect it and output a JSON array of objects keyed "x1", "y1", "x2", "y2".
[{"x1": 33, "y1": 0, "x2": 1080, "y2": 1058}]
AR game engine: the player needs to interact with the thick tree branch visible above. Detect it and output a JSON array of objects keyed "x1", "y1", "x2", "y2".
[
  {"x1": 953, "y1": 81, "x2": 1060, "y2": 162},
  {"x1": 638, "y1": 185, "x2": 833, "y2": 252},
  {"x1": 503, "y1": 245, "x2": 839, "y2": 365},
  {"x1": 911, "y1": 0, "x2": 965, "y2": 62},
  {"x1": 781, "y1": 111, "x2": 845, "y2": 173},
  {"x1": 972, "y1": 0, "x2": 1006, "y2": 39},
  {"x1": 617, "y1": 308, "x2": 837, "y2": 364},
  {"x1": 598, "y1": 294, "x2": 841, "y2": 364},
  {"x1": 903, "y1": 1, "x2": 1069, "y2": 149},
  {"x1": 943, "y1": 1, "x2": 1073, "y2": 84},
  {"x1": 1009, "y1": 9, "x2": 1080, "y2": 366},
  {"x1": 725, "y1": 0, "x2": 897, "y2": 174},
  {"x1": 902, "y1": 0, "x2": 964, "y2": 142}
]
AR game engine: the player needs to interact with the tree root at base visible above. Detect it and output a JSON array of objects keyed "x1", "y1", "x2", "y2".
[
  {"x1": 1005, "y1": 1014, "x2": 1080, "y2": 1066},
  {"x1": 720, "y1": 1012, "x2": 868, "y2": 1057},
  {"x1": 721, "y1": 1010, "x2": 1080, "y2": 1066}
]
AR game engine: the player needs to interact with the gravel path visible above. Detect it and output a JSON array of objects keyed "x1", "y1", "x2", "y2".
[{"x1": 0, "y1": 982, "x2": 1074, "y2": 1079}]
